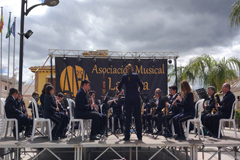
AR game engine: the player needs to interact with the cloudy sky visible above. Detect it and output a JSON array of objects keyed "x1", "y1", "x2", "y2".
[{"x1": 1, "y1": 0, "x2": 240, "y2": 87}]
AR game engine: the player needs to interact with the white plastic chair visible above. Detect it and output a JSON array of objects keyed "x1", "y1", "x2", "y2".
[
  {"x1": 30, "y1": 97, "x2": 52, "y2": 141},
  {"x1": 67, "y1": 100, "x2": 91, "y2": 141},
  {"x1": 0, "y1": 98, "x2": 19, "y2": 140},
  {"x1": 186, "y1": 99, "x2": 205, "y2": 141},
  {"x1": 218, "y1": 100, "x2": 238, "y2": 139}
]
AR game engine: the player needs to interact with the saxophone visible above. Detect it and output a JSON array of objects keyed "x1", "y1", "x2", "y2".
[
  {"x1": 211, "y1": 93, "x2": 219, "y2": 114},
  {"x1": 152, "y1": 107, "x2": 156, "y2": 118}
]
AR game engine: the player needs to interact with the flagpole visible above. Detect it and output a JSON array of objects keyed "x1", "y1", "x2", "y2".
[
  {"x1": 12, "y1": 17, "x2": 16, "y2": 87},
  {"x1": 7, "y1": 12, "x2": 11, "y2": 90},
  {"x1": 0, "y1": 7, "x2": 3, "y2": 101}
]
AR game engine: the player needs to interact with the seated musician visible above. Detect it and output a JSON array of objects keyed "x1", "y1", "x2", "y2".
[
  {"x1": 141, "y1": 103, "x2": 151, "y2": 132},
  {"x1": 44, "y1": 85, "x2": 65, "y2": 140},
  {"x1": 16, "y1": 92, "x2": 33, "y2": 132},
  {"x1": 146, "y1": 88, "x2": 166, "y2": 135},
  {"x1": 208, "y1": 83, "x2": 235, "y2": 138},
  {"x1": 89, "y1": 90, "x2": 107, "y2": 134},
  {"x1": 57, "y1": 92, "x2": 69, "y2": 110},
  {"x1": 74, "y1": 80, "x2": 101, "y2": 140},
  {"x1": 16, "y1": 93, "x2": 27, "y2": 115},
  {"x1": 109, "y1": 91, "x2": 124, "y2": 133},
  {"x1": 163, "y1": 85, "x2": 182, "y2": 137},
  {"x1": 28, "y1": 92, "x2": 44, "y2": 118},
  {"x1": 4, "y1": 88, "x2": 31, "y2": 138},
  {"x1": 201, "y1": 86, "x2": 220, "y2": 135},
  {"x1": 172, "y1": 80, "x2": 195, "y2": 140},
  {"x1": 56, "y1": 92, "x2": 70, "y2": 138},
  {"x1": 40, "y1": 82, "x2": 52, "y2": 111}
]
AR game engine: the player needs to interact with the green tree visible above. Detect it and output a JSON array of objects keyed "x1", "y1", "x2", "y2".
[
  {"x1": 229, "y1": 0, "x2": 240, "y2": 28},
  {"x1": 168, "y1": 64, "x2": 184, "y2": 86},
  {"x1": 182, "y1": 54, "x2": 240, "y2": 92}
]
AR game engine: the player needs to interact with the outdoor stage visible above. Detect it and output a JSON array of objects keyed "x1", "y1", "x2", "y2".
[{"x1": 0, "y1": 130, "x2": 240, "y2": 160}]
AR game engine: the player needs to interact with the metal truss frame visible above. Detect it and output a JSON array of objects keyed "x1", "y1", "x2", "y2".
[
  {"x1": 48, "y1": 49, "x2": 179, "y2": 60},
  {"x1": 1, "y1": 144, "x2": 240, "y2": 160}
]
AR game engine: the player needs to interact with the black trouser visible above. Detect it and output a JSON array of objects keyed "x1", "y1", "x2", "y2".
[
  {"x1": 99, "y1": 114, "x2": 107, "y2": 133},
  {"x1": 109, "y1": 114, "x2": 124, "y2": 133},
  {"x1": 75, "y1": 111, "x2": 101, "y2": 136},
  {"x1": 201, "y1": 112, "x2": 212, "y2": 132},
  {"x1": 15, "y1": 114, "x2": 31, "y2": 136},
  {"x1": 49, "y1": 113, "x2": 65, "y2": 138},
  {"x1": 59, "y1": 112, "x2": 70, "y2": 136},
  {"x1": 172, "y1": 111, "x2": 194, "y2": 136},
  {"x1": 208, "y1": 112, "x2": 230, "y2": 136},
  {"x1": 156, "y1": 112, "x2": 163, "y2": 132},
  {"x1": 146, "y1": 113, "x2": 153, "y2": 131},
  {"x1": 124, "y1": 99, "x2": 142, "y2": 139},
  {"x1": 162, "y1": 113, "x2": 177, "y2": 134}
]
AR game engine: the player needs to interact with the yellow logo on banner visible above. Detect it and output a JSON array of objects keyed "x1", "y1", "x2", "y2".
[{"x1": 60, "y1": 65, "x2": 89, "y2": 98}]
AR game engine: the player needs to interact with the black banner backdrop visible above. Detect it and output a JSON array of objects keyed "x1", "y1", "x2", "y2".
[{"x1": 55, "y1": 57, "x2": 168, "y2": 99}]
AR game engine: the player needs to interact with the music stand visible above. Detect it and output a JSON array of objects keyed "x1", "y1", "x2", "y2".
[{"x1": 195, "y1": 88, "x2": 208, "y2": 100}]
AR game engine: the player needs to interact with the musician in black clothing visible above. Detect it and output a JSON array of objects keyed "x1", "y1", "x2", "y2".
[
  {"x1": 57, "y1": 92, "x2": 69, "y2": 110},
  {"x1": 74, "y1": 80, "x2": 101, "y2": 140},
  {"x1": 56, "y1": 93, "x2": 70, "y2": 138},
  {"x1": 172, "y1": 80, "x2": 195, "y2": 140},
  {"x1": 44, "y1": 85, "x2": 65, "y2": 140},
  {"x1": 28, "y1": 92, "x2": 43, "y2": 118},
  {"x1": 153, "y1": 88, "x2": 167, "y2": 135},
  {"x1": 118, "y1": 64, "x2": 143, "y2": 141},
  {"x1": 4, "y1": 88, "x2": 31, "y2": 138},
  {"x1": 89, "y1": 90, "x2": 107, "y2": 134},
  {"x1": 109, "y1": 92, "x2": 124, "y2": 133},
  {"x1": 16, "y1": 93, "x2": 27, "y2": 115},
  {"x1": 141, "y1": 103, "x2": 151, "y2": 131},
  {"x1": 209, "y1": 83, "x2": 235, "y2": 138},
  {"x1": 163, "y1": 85, "x2": 182, "y2": 137},
  {"x1": 16, "y1": 93, "x2": 33, "y2": 131},
  {"x1": 40, "y1": 82, "x2": 51, "y2": 111},
  {"x1": 201, "y1": 86, "x2": 220, "y2": 134}
]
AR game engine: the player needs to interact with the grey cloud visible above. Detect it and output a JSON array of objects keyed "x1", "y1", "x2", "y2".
[{"x1": 2, "y1": 0, "x2": 239, "y2": 81}]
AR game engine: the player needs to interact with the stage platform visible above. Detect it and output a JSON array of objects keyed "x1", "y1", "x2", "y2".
[{"x1": 0, "y1": 130, "x2": 240, "y2": 160}]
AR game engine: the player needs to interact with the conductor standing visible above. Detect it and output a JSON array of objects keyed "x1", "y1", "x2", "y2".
[{"x1": 118, "y1": 64, "x2": 143, "y2": 141}]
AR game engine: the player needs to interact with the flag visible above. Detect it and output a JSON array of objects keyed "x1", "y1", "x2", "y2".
[
  {"x1": 11, "y1": 21, "x2": 15, "y2": 37},
  {"x1": 5, "y1": 15, "x2": 11, "y2": 38},
  {"x1": 0, "y1": 8, "x2": 3, "y2": 33}
]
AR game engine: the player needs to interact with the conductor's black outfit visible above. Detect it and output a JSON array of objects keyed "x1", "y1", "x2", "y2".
[
  {"x1": 118, "y1": 72, "x2": 143, "y2": 140},
  {"x1": 209, "y1": 91, "x2": 235, "y2": 137},
  {"x1": 44, "y1": 95, "x2": 64, "y2": 138},
  {"x1": 201, "y1": 93, "x2": 220, "y2": 132},
  {"x1": 74, "y1": 88, "x2": 101, "y2": 137},
  {"x1": 4, "y1": 96, "x2": 31, "y2": 137}
]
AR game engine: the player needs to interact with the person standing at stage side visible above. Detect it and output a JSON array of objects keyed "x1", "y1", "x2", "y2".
[
  {"x1": 172, "y1": 80, "x2": 195, "y2": 140},
  {"x1": 40, "y1": 82, "x2": 51, "y2": 111},
  {"x1": 209, "y1": 83, "x2": 235, "y2": 138},
  {"x1": 118, "y1": 64, "x2": 143, "y2": 141},
  {"x1": 74, "y1": 80, "x2": 101, "y2": 140}
]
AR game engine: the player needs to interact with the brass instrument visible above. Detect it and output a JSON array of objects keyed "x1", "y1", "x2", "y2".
[
  {"x1": 211, "y1": 93, "x2": 219, "y2": 114},
  {"x1": 162, "y1": 93, "x2": 179, "y2": 116},
  {"x1": 151, "y1": 107, "x2": 156, "y2": 118}
]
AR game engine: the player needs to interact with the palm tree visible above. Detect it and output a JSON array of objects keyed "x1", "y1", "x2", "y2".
[
  {"x1": 168, "y1": 64, "x2": 184, "y2": 86},
  {"x1": 182, "y1": 54, "x2": 240, "y2": 92},
  {"x1": 229, "y1": 0, "x2": 240, "y2": 28}
]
